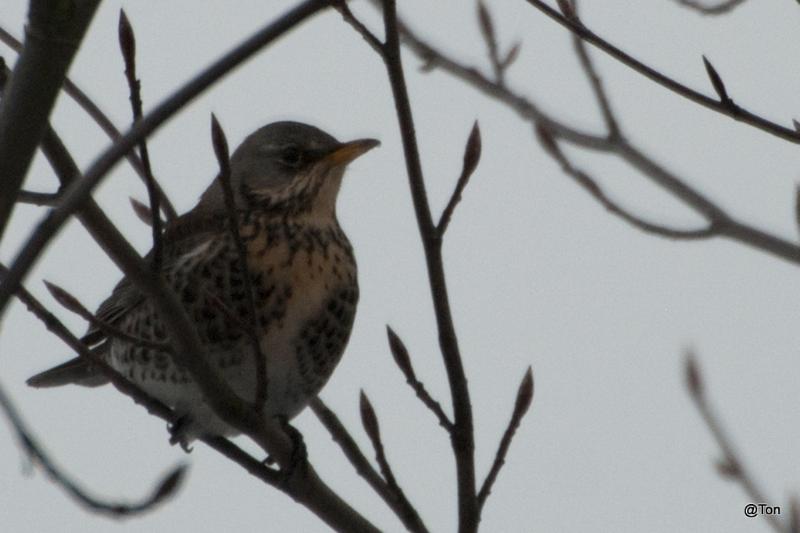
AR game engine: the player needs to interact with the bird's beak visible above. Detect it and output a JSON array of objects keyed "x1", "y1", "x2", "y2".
[{"x1": 323, "y1": 138, "x2": 380, "y2": 167}]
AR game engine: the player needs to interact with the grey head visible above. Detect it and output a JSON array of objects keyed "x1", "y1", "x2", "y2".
[{"x1": 196, "y1": 121, "x2": 379, "y2": 218}]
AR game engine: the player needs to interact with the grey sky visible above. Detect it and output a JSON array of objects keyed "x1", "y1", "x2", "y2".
[{"x1": 1, "y1": 1, "x2": 799, "y2": 532}]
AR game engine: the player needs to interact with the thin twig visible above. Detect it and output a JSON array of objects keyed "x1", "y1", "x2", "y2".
[
  {"x1": 477, "y1": 368, "x2": 534, "y2": 512},
  {"x1": 535, "y1": 125, "x2": 715, "y2": 240},
  {"x1": 685, "y1": 354, "x2": 786, "y2": 533},
  {"x1": 0, "y1": 25, "x2": 177, "y2": 220},
  {"x1": 673, "y1": 0, "x2": 749, "y2": 15},
  {"x1": 118, "y1": 10, "x2": 163, "y2": 271},
  {"x1": 569, "y1": 0, "x2": 619, "y2": 138},
  {"x1": 0, "y1": 380, "x2": 185, "y2": 517},
  {"x1": 477, "y1": 2, "x2": 503, "y2": 86},
  {"x1": 310, "y1": 398, "x2": 429, "y2": 533},
  {"x1": 521, "y1": 0, "x2": 800, "y2": 144},
  {"x1": 386, "y1": 326, "x2": 453, "y2": 431},
  {"x1": 359, "y1": 392, "x2": 410, "y2": 507},
  {"x1": 210, "y1": 115, "x2": 268, "y2": 412},
  {"x1": 332, "y1": 0, "x2": 385, "y2": 54},
  {"x1": 438, "y1": 122, "x2": 481, "y2": 237},
  {"x1": 17, "y1": 190, "x2": 60, "y2": 206}
]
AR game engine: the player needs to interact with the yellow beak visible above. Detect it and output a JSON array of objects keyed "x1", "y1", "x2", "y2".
[{"x1": 323, "y1": 138, "x2": 380, "y2": 167}]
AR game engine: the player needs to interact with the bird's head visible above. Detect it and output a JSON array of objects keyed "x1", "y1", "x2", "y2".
[{"x1": 197, "y1": 121, "x2": 379, "y2": 220}]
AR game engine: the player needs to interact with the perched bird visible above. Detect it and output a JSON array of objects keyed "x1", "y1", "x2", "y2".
[{"x1": 28, "y1": 121, "x2": 379, "y2": 444}]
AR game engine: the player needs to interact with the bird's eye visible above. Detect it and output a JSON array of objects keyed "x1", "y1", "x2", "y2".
[{"x1": 279, "y1": 145, "x2": 303, "y2": 167}]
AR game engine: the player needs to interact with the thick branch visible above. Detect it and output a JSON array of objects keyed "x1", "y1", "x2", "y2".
[{"x1": 0, "y1": 0, "x2": 100, "y2": 240}]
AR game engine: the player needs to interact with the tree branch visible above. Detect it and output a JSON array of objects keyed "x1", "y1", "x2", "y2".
[
  {"x1": 118, "y1": 10, "x2": 163, "y2": 271},
  {"x1": 685, "y1": 353, "x2": 787, "y2": 533},
  {"x1": 0, "y1": 25, "x2": 178, "y2": 220},
  {"x1": 0, "y1": 0, "x2": 100, "y2": 240},
  {"x1": 378, "y1": 2, "x2": 478, "y2": 529},
  {"x1": 358, "y1": 391, "x2": 425, "y2": 533},
  {"x1": 0, "y1": 379, "x2": 185, "y2": 517},
  {"x1": 522, "y1": 0, "x2": 800, "y2": 144},
  {"x1": 388, "y1": 16, "x2": 800, "y2": 267},
  {"x1": 477, "y1": 368, "x2": 533, "y2": 512},
  {"x1": 310, "y1": 397, "x2": 429, "y2": 532},
  {"x1": 438, "y1": 122, "x2": 482, "y2": 237},
  {"x1": 386, "y1": 326, "x2": 453, "y2": 431},
  {"x1": 673, "y1": 0, "x2": 749, "y2": 15}
]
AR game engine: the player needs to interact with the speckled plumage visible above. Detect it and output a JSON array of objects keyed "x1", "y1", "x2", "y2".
[{"x1": 28, "y1": 122, "x2": 378, "y2": 441}]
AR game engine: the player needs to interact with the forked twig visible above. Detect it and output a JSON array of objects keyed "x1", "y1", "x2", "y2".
[{"x1": 386, "y1": 326, "x2": 453, "y2": 431}]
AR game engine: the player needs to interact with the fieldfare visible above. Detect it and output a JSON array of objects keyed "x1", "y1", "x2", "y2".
[{"x1": 28, "y1": 121, "x2": 379, "y2": 443}]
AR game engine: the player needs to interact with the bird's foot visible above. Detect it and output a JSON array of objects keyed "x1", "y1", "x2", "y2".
[
  {"x1": 168, "y1": 415, "x2": 195, "y2": 453},
  {"x1": 269, "y1": 415, "x2": 307, "y2": 483}
]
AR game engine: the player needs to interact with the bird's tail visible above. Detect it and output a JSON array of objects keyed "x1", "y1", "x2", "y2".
[{"x1": 27, "y1": 355, "x2": 110, "y2": 388}]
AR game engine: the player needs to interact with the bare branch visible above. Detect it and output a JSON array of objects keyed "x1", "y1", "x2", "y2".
[
  {"x1": 332, "y1": 0, "x2": 384, "y2": 54},
  {"x1": 0, "y1": 25, "x2": 178, "y2": 220},
  {"x1": 389, "y1": 16, "x2": 800, "y2": 266},
  {"x1": 521, "y1": 0, "x2": 800, "y2": 144},
  {"x1": 359, "y1": 393, "x2": 400, "y2": 493},
  {"x1": 0, "y1": 381, "x2": 185, "y2": 517},
  {"x1": 17, "y1": 190, "x2": 60, "y2": 206},
  {"x1": 685, "y1": 352, "x2": 785, "y2": 533},
  {"x1": 673, "y1": 0, "x2": 749, "y2": 15},
  {"x1": 386, "y1": 326, "x2": 454, "y2": 431},
  {"x1": 0, "y1": 0, "x2": 101, "y2": 241},
  {"x1": 118, "y1": 10, "x2": 163, "y2": 271},
  {"x1": 535, "y1": 125, "x2": 715, "y2": 240},
  {"x1": 477, "y1": 2, "x2": 502, "y2": 85},
  {"x1": 310, "y1": 398, "x2": 429, "y2": 533},
  {"x1": 210, "y1": 114, "x2": 268, "y2": 411},
  {"x1": 438, "y1": 122, "x2": 482, "y2": 237},
  {"x1": 358, "y1": 391, "x2": 426, "y2": 533},
  {"x1": 569, "y1": 0, "x2": 620, "y2": 138},
  {"x1": 371, "y1": 1, "x2": 479, "y2": 528},
  {"x1": 701, "y1": 55, "x2": 731, "y2": 105},
  {"x1": 477, "y1": 367, "x2": 534, "y2": 512}
]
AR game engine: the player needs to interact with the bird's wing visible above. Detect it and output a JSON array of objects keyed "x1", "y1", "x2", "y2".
[{"x1": 82, "y1": 210, "x2": 223, "y2": 345}]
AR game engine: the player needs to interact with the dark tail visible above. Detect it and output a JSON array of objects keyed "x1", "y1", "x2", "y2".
[{"x1": 27, "y1": 356, "x2": 110, "y2": 388}]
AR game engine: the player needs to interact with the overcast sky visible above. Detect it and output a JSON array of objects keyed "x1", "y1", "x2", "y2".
[{"x1": 2, "y1": 1, "x2": 799, "y2": 532}]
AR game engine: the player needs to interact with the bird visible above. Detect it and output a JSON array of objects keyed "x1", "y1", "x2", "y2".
[{"x1": 27, "y1": 121, "x2": 379, "y2": 445}]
